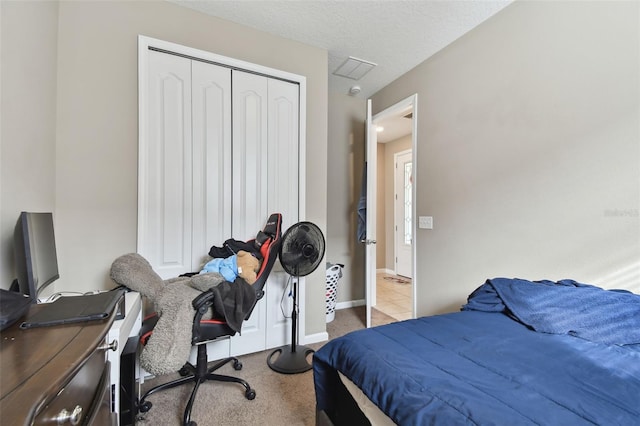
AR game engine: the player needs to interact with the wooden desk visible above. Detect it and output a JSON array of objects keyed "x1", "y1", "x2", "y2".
[{"x1": 0, "y1": 303, "x2": 117, "y2": 425}]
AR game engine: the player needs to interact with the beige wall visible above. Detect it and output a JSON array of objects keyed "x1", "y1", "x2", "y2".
[
  {"x1": 0, "y1": 0, "x2": 59, "y2": 287},
  {"x1": 372, "y1": 0, "x2": 640, "y2": 315},
  {"x1": 1, "y1": 1, "x2": 328, "y2": 336},
  {"x1": 326, "y1": 92, "x2": 366, "y2": 304}
]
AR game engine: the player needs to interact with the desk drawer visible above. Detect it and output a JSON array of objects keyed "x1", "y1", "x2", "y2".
[{"x1": 34, "y1": 350, "x2": 111, "y2": 425}]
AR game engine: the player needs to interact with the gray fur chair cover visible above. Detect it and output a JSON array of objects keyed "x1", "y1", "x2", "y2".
[{"x1": 110, "y1": 253, "x2": 226, "y2": 375}]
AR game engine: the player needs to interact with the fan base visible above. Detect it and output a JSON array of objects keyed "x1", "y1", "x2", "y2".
[{"x1": 267, "y1": 345, "x2": 315, "y2": 374}]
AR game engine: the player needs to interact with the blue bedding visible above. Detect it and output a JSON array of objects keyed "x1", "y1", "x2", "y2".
[
  {"x1": 463, "y1": 278, "x2": 640, "y2": 345},
  {"x1": 313, "y1": 281, "x2": 640, "y2": 425}
]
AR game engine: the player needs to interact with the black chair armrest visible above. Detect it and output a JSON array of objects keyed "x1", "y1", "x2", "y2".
[
  {"x1": 191, "y1": 289, "x2": 215, "y2": 344},
  {"x1": 192, "y1": 289, "x2": 215, "y2": 311}
]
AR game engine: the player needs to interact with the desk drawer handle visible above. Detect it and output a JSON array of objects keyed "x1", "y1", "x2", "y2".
[
  {"x1": 55, "y1": 405, "x2": 82, "y2": 425},
  {"x1": 98, "y1": 339, "x2": 118, "y2": 352}
]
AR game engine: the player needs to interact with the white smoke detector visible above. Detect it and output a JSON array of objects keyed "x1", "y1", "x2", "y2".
[{"x1": 349, "y1": 85, "x2": 361, "y2": 96}]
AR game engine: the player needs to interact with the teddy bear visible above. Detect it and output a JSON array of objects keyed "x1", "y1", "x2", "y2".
[
  {"x1": 199, "y1": 250, "x2": 260, "y2": 284},
  {"x1": 110, "y1": 252, "x2": 259, "y2": 376}
]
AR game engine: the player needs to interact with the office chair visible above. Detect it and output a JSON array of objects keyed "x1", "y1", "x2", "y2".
[{"x1": 137, "y1": 213, "x2": 282, "y2": 426}]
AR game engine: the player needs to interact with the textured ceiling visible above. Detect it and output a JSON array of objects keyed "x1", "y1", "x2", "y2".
[{"x1": 169, "y1": 0, "x2": 512, "y2": 99}]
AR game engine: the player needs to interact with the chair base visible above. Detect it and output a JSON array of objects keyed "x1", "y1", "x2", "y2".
[
  {"x1": 138, "y1": 345, "x2": 255, "y2": 426},
  {"x1": 267, "y1": 344, "x2": 315, "y2": 374}
]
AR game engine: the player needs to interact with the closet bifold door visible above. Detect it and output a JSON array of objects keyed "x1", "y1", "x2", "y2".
[
  {"x1": 140, "y1": 51, "x2": 232, "y2": 279},
  {"x1": 140, "y1": 42, "x2": 302, "y2": 358},
  {"x1": 191, "y1": 61, "x2": 232, "y2": 273},
  {"x1": 141, "y1": 51, "x2": 193, "y2": 279},
  {"x1": 230, "y1": 70, "x2": 269, "y2": 355},
  {"x1": 230, "y1": 70, "x2": 269, "y2": 240},
  {"x1": 265, "y1": 78, "x2": 300, "y2": 350}
]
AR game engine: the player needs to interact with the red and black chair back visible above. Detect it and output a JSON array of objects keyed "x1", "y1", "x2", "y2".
[{"x1": 139, "y1": 213, "x2": 282, "y2": 346}]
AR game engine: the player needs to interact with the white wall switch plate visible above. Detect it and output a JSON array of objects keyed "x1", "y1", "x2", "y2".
[{"x1": 419, "y1": 216, "x2": 433, "y2": 229}]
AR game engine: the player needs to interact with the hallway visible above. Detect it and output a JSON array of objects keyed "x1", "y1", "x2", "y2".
[{"x1": 375, "y1": 272, "x2": 412, "y2": 322}]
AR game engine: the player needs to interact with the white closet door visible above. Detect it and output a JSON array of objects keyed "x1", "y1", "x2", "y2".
[
  {"x1": 231, "y1": 71, "x2": 269, "y2": 239},
  {"x1": 139, "y1": 40, "x2": 303, "y2": 359},
  {"x1": 139, "y1": 51, "x2": 193, "y2": 279},
  {"x1": 265, "y1": 78, "x2": 300, "y2": 349},
  {"x1": 191, "y1": 61, "x2": 232, "y2": 272},
  {"x1": 230, "y1": 70, "x2": 269, "y2": 355}
]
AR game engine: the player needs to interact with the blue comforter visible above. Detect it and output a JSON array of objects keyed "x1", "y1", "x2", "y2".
[
  {"x1": 463, "y1": 278, "x2": 640, "y2": 345},
  {"x1": 313, "y1": 281, "x2": 640, "y2": 425}
]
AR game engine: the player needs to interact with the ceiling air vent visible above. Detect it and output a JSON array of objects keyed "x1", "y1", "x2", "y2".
[{"x1": 333, "y1": 56, "x2": 377, "y2": 80}]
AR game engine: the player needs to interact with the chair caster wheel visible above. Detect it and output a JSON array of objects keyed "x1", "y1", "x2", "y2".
[
  {"x1": 179, "y1": 366, "x2": 190, "y2": 376},
  {"x1": 245, "y1": 388, "x2": 256, "y2": 400},
  {"x1": 139, "y1": 400, "x2": 152, "y2": 413},
  {"x1": 233, "y1": 360, "x2": 243, "y2": 370},
  {"x1": 186, "y1": 421, "x2": 197, "y2": 426}
]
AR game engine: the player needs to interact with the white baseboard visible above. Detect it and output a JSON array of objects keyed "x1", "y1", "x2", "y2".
[
  {"x1": 336, "y1": 299, "x2": 365, "y2": 310},
  {"x1": 301, "y1": 300, "x2": 365, "y2": 344},
  {"x1": 302, "y1": 331, "x2": 329, "y2": 345},
  {"x1": 377, "y1": 268, "x2": 395, "y2": 275},
  {"x1": 301, "y1": 299, "x2": 366, "y2": 344}
]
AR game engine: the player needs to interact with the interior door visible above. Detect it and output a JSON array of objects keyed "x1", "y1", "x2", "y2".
[
  {"x1": 394, "y1": 150, "x2": 412, "y2": 278},
  {"x1": 364, "y1": 99, "x2": 377, "y2": 329}
]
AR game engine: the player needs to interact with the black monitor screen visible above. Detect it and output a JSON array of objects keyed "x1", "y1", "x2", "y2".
[{"x1": 14, "y1": 212, "x2": 59, "y2": 303}]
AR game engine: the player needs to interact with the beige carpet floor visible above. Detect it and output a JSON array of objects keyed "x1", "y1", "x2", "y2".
[{"x1": 136, "y1": 307, "x2": 396, "y2": 426}]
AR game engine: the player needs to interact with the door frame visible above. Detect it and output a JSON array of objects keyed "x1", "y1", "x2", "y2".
[{"x1": 365, "y1": 93, "x2": 418, "y2": 328}]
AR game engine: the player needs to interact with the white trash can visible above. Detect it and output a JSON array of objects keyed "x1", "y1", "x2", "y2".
[{"x1": 325, "y1": 263, "x2": 343, "y2": 323}]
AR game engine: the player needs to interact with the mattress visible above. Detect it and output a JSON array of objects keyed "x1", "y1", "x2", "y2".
[{"x1": 338, "y1": 371, "x2": 395, "y2": 426}]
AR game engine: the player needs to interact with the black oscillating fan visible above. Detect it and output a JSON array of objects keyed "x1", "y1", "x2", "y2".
[{"x1": 267, "y1": 221, "x2": 325, "y2": 374}]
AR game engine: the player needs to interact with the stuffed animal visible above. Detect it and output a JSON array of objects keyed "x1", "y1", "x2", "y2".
[
  {"x1": 110, "y1": 253, "x2": 258, "y2": 376},
  {"x1": 199, "y1": 250, "x2": 260, "y2": 284}
]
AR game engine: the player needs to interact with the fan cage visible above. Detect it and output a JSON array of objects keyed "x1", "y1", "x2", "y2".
[
  {"x1": 279, "y1": 222, "x2": 325, "y2": 277},
  {"x1": 325, "y1": 264, "x2": 343, "y2": 323}
]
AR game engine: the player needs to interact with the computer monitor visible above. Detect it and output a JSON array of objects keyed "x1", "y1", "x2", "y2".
[{"x1": 13, "y1": 212, "x2": 60, "y2": 303}]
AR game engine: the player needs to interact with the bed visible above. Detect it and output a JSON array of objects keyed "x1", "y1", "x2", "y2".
[{"x1": 313, "y1": 278, "x2": 640, "y2": 425}]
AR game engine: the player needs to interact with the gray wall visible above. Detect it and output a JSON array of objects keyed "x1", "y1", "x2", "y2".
[
  {"x1": 1, "y1": 0, "x2": 329, "y2": 336},
  {"x1": 326, "y1": 92, "x2": 366, "y2": 304},
  {"x1": 1, "y1": 1, "x2": 59, "y2": 288},
  {"x1": 371, "y1": 0, "x2": 640, "y2": 315}
]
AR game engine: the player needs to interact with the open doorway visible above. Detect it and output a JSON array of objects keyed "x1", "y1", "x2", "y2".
[{"x1": 372, "y1": 103, "x2": 414, "y2": 325}]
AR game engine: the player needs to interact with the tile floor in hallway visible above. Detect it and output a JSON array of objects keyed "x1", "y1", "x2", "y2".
[{"x1": 375, "y1": 272, "x2": 413, "y2": 321}]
